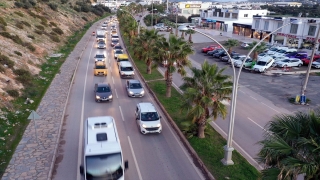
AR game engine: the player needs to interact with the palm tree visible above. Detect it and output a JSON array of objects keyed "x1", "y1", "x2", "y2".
[
  {"x1": 247, "y1": 41, "x2": 267, "y2": 61},
  {"x1": 223, "y1": 39, "x2": 239, "y2": 54},
  {"x1": 257, "y1": 109, "x2": 320, "y2": 180},
  {"x1": 180, "y1": 61, "x2": 233, "y2": 138},
  {"x1": 185, "y1": 29, "x2": 196, "y2": 43},
  {"x1": 156, "y1": 35, "x2": 194, "y2": 97}
]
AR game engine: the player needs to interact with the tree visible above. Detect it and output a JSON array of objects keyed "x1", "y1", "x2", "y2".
[
  {"x1": 180, "y1": 61, "x2": 232, "y2": 138},
  {"x1": 257, "y1": 109, "x2": 320, "y2": 180},
  {"x1": 185, "y1": 29, "x2": 196, "y2": 43},
  {"x1": 156, "y1": 35, "x2": 193, "y2": 97},
  {"x1": 247, "y1": 41, "x2": 267, "y2": 61},
  {"x1": 223, "y1": 39, "x2": 239, "y2": 54}
]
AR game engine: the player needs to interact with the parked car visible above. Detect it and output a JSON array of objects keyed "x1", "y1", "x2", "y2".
[
  {"x1": 227, "y1": 55, "x2": 250, "y2": 64},
  {"x1": 202, "y1": 45, "x2": 221, "y2": 53},
  {"x1": 258, "y1": 52, "x2": 269, "y2": 60},
  {"x1": 207, "y1": 49, "x2": 223, "y2": 56},
  {"x1": 301, "y1": 55, "x2": 320, "y2": 65},
  {"x1": 241, "y1": 42, "x2": 251, "y2": 48},
  {"x1": 286, "y1": 51, "x2": 308, "y2": 59},
  {"x1": 311, "y1": 59, "x2": 320, "y2": 68},
  {"x1": 234, "y1": 58, "x2": 253, "y2": 68},
  {"x1": 253, "y1": 56, "x2": 275, "y2": 73},
  {"x1": 274, "y1": 58, "x2": 302, "y2": 67},
  {"x1": 94, "y1": 83, "x2": 113, "y2": 102},
  {"x1": 273, "y1": 48, "x2": 297, "y2": 58},
  {"x1": 221, "y1": 52, "x2": 241, "y2": 62},
  {"x1": 266, "y1": 46, "x2": 288, "y2": 56},
  {"x1": 126, "y1": 80, "x2": 145, "y2": 97}
]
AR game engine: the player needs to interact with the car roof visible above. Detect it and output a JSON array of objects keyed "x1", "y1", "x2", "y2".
[
  {"x1": 119, "y1": 61, "x2": 132, "y2": 67},
  {"x1": 118, "y1": 54, "x2": 128, "y2": 59},
  {"x1": 128, "y1": 79, "x2": 140, "y2": 84},
  {"x1": 96, "y1": 83, "x2": 110, "y2": 87},
  {"x1": 137, "y1": 102, "x2": 157, "y2": 112}
]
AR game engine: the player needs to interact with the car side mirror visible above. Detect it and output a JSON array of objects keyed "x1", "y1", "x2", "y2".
[
  {"x1": 136, "y1": 117, "x2": 139, "y2": 120},
  {"x1": 79, "y1": 165, "x2": 84, "y2": 175},
  {"x1": 124, "y1": 160, "x2": 129, "y2": 170}
]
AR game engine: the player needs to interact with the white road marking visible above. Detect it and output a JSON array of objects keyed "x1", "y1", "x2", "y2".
[
  {"x1": 247, "y1": 117, "x2": 267, "y2": 132},
  {"x1": 112, "y1": 76, "x2": 115, "y2": 84},
  {"x1": 249, "y1": 96, "x2": 257, "y2": 100},
  {"x1": 261, "y1": 102, "x2": 280, "y2": 113},
  {"x1": 127, "y1": 136, "x2": 143, "y2": 180},
  {"x1": 210, "y1": 121, "x2": 264, "y2": 170},
  {"x1": 119, "y1": 106, "x2": 125, "y2": 121},
  {"x1": 115, "y1": 88, "x2": 118, "y2": 99}
]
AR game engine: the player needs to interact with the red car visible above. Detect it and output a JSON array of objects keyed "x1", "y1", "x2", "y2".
[
  {"x1": 201, "y1": 45, "x2": 221, "y2": 53},
  {"x1": 92, "y1": 31, "x2": 95, "y2": 36},
  {"x1": 301, "y1": 55, "x2": 320, "y2": 65}
]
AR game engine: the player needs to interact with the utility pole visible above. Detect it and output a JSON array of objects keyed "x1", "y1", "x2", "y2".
[
  {"x1": 175, "y1": 9, "x2": 178, "y2": 36},
  {"x1": 300, "y1": 22, "x2": 320, "y2": 104},
  {"x1": 167, "y1": 0, "x2": 169, "y2": 13},
  {"x1": 151, "y1": 0, "x2": 154, "y2": 26}
]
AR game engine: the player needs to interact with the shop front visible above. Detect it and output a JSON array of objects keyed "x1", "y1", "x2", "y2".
[
  {"x1": 251, "y1": 30, "x2": 271, "y2": 43},
  {"x1": 200, "y1": 18, "x2": 216, "y2": 29},
  {"x1": 233, "y1": 23, "x2": 252, "y2": 38}
]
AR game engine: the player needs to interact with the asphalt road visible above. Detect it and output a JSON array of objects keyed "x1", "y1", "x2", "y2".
[{"x1": 52, "y1": 19, "x2": 204, "y2": 180}]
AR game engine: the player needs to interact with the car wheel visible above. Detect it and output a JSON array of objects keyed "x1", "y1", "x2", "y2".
[
  {"x1": 263, "y1": 69, "x2": 267, "y2": 73},
  {"x1": 298, "y1": 64, "x2": 302, "y2": 67}
]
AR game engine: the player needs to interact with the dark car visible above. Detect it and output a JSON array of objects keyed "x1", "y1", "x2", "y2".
[
  {"x1": 111, "y1": 40, "x2": 119, "y2": 47},
  {"x1": 220, "y1": 52, "x2": 240, "y2": 62},
  {"x1": 207, "y1": 49, "x2": 223, "y2": 56},
  {"x1": 94, "y1": 83, "x2": 113, "y2": 102},
  {"x1": 113, "y1": 45, "x2": 123, "y2": 52},
  {"x1": 286, "y1": 51, "x2": 308, "y2": 59}
]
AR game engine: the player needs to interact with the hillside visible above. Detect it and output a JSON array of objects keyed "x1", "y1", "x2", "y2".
[{"x1": 0, "y1": 0, "x2": 107, "y2": 107}]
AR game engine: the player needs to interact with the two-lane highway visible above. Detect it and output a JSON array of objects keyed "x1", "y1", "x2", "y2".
[{"x1": 53, "y1": 19, "x2": 204, "y2": 180}]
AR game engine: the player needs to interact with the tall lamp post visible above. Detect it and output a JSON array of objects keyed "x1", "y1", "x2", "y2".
[
  {"x1": 151, "y1": 0, "x2": 154, "y2": 26},
  {"x1": 300, "y1": 21, "x2": 320, "y2": 104},
  {"x1": 180, "y1": 19, "x2": 303, "y2": 166}
]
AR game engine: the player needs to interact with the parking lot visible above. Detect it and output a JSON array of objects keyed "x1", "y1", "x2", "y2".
[{"x1": 190, "y1": 42, "x2": 320, "y2": 112}]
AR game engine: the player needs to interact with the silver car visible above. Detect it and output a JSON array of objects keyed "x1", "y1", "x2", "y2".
[
  {"x1": 94, "y1": 83, "x2": 113, "y2": 102},
  {"x1": 126, "y1": 80, "x2": 145, "y2": 97},
  {"x1": 97, "y1": 41, "x2": 106, "y2": 49},
  {"x1": 94, "y1": 54, "x2": 106, "y2": 62}
]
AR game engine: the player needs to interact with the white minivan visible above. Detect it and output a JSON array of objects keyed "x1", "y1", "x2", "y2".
[
  {"x1": 135, "y1": 102, "x2": 162, "y2": 134},
  {"x1": 119, "y1": 61, "x2": 135, "y2": 78},
  {"x1": 253, "y1": 56, "x2": 275, "y2": 73}
]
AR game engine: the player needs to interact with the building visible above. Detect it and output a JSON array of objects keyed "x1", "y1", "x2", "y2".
[
  {"x1": 198, "y1": 9, "x2": 268, "y2": 33},
  {"x1": 173, "y1": 1, "x2": 212, "y2": 18},
  {"x1": 252, "y1": 16, "x2": 320, "y2": 49}
]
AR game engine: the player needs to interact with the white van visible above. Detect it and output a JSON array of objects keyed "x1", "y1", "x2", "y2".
[
  {"x1": 135, "y1": 102, "x2": 162, "y2": 134},
  {"x1": 253, "y1": 56, "x2": 275, "y2": 73},
  {"x1": 118, "y1": 61, "x2": 134, "y2": 78},
  {"x1": 80, "y1": 116, "x2": 128, "y2": 180}
]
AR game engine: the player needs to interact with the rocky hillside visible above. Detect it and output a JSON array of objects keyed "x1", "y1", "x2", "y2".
[{"x1": 0, "y1": 0, "x2": 108, "y2": 108}]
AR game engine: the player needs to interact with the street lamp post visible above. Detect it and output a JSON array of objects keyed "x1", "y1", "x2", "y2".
[
  {"x1": 151, "y1": 0, "x2": 154, "y2": 26},
  {"x1": 300, "y1": 22, "x2": 320, "y2": 104},
  {"x1": 175, "y1": 12, "x2": 178, "y2": 36}
]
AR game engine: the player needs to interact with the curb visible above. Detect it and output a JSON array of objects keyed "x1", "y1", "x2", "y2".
[{"x1": 118, "y1": 30, "x2": 215, "y2": 180}]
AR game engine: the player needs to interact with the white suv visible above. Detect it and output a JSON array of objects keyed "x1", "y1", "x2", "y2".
[
  {"x1": 253, "y1": 56, "x2": 275, "y2": 73},
  {"x1": 135, "y1": 102, "x2": 162, "y2": 134}
]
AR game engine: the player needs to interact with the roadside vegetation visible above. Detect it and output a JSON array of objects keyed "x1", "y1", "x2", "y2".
[
  {"x1": 118, "y1": 5, "x2": 261, "y2": 179},
  {"x1": 0, "y1": 0, "x2": 112, "y2": 177}
]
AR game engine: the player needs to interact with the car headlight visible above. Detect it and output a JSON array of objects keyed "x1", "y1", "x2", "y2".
[
  {"x1": 129, "y1": 91, "x2": 134, "y2": 94},
  {"x1": 121, "y1": 72, "x2": 125, "y2": 75},
  {"x1": 109, "y1": 95, "x2": 113, "y2": 98},
  {"x1": 142, "y1": 124, "x2": 147, "y2": 128},
  {"x1": 156, "y1": 123, "x2": 161, "y2": 127},
  {"x1": 132, "y1": 72, "x2": 135, "y2": 75},
  {"x1": 96, "y1": 95, "x2": 100, "y2": 99},
  {"x1": 141, "y1": 90, "x2": 145, "y2": 94}
]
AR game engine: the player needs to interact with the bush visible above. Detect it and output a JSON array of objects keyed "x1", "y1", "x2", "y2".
[
  {"x1": 21, "y1": 21, "x2": 31, "y2": 27},
  {"x1": 50, "y1": 35, "x2": 60, "y2": 42},
  {"x1": 14, "y1": 51, "x2": 23, "y2": 56},
  {"x1": 49, "y1": 21, "x2": 57, "y2": 27},
  {"x1": 0, "y1": 24, "x2": 6, "y2": 31},
  {"x1": 27, "y1": 35, "x2": 35, "y2": 39},
  {"x1": 14, "y1": 11, "x2": 24, "y2": 17},
  {"x1": 50, "y1": 31, "x2": 56, "y2": 36},
  {"x1": 6, "y1": 89, "x2": 19, "y2": 97},
  {"x1": 52, "y1": 27, "x2": 64, "y2": 35},
  {"x1": 73, "y1": 6, "x2": 80, "y2": 12},
  {"x1": 34, "y1": 30, "x2": 43, "y2": 35},
  {"x1": 36, "y1": 15, "x2": 48, "y2": 25},
  {"x1": 0, "y1": 32, "x2": 11, "y2": 38},
  {"x1": 35, "y1": 25, "x2": 45, "y2": 31},
  {"x1": 0, "y1": 54, "x2": 15, "y2": 68},
  {"x1": 13, "y1": 69, "x2": 33, "y2": 86},
  {"x1": 25, "y1": 42, "x2": 36, "y2": 52},
  {"x1": 80, "y1": 4, "x2": 91, "y2": 12},
  {"x1": 15, "y1": 22, "x2": 24, "y2": 29},
  {"x1": 0, "y1": 64, "x2": 5, "y2": 73},
  {"x1": 48, "y1": 3, "x2": 58, "y2": 11},
  {"x1": 92, "y1": 8, "x2": 104, "y2": 16},
  {"x1": 0, "y1": 16, "x2": 7, "y2": 26},
  {"x1": 61, "y1": 0, "x2": 68, "y2": 4},
  {"x1": 27, "y1": 10, "x2": 37, "y2": 18},
  {"x1": 11, "y1": 35, "x2": 24, "y2": 45},
  {"x1": 82, "y1": 16, "x2": 88, "y2": 21}
]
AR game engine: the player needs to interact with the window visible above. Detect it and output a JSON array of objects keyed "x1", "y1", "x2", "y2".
[
  {"x1": 277, "y1": 22, "x2": 283, "y2": 32},
  {"x1": 264, "y1": 21, "x2": 269, "y2": 30},
  {"x1": 244, "y1": 14, "x2": 248, "y2": 17},
  {"x1": 255, "y1": 20, "x2": 260, "y2": 29},
  {"x1": 225, "y1": 12, "x2": 230, "y2": 18},
  {"x1": 308, "y1": 26, "x2": 317, "y2": 36},
  {"x1": 290, "y1": 24, "x2": 298, "y2": 34}
]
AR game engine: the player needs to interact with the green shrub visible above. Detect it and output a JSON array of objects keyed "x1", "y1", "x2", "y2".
[
  {"x1": 27, "y1": 10, "x2": 37, "y2": 18},
  {"x1": 52, "y1": 27, "x2": 64, "y2": 35},
  {"x1": 0, "y1": 32, "x2": 11, "y2": 38},
  {"x1": 36, "y1": 15, "x2": 48, "y2": 25},
  {"x1": 6, "y1": 89, "x2": 19, "y2": 97},
  {"x1": 40, "y1": 21, "x2": 47, "y2": 26},
  {"x1": 0, "y1": 17, "x2": 7, "y2": 26},
  {"x1": 35, "y1": 25, "x2": 45, "y2": 31},
  {"x1": 27, "y1": 35, "x2": 35, "y2": 39},
  {"x1": 14, "y1": 2, "x2": 24, "y2": 8},
  {"x1": 0, "y1": 24, "x2": 6, "y2": 31},
  {"x1": 25, "y1": 42, "x2": 36, "y2": 52},
  {"x1": 48, "y1": 3, "x2": 58, "y2": 11},
  {"x1": 14, "y1": 11, "x2": 24, "y2": 17},
  {"x1": 21, "y1": 21, "x2": 31, "y2": 27},
  {"x1": 50, "y1": 31, "x2": 56, "y2": 36},
  {"x1": 49, "y1": 35, "x2": 60, "y2": 42},
  {"x1": 13, "y1": 69, "x2": 33, "y2": 86},
  {"x1": 11, "y1": 35, "x2": 24, "y2": 45},
  {"x1": 82, "y1": 16, "x2": 88, "y2": 21},
  {"x1": 14, "y1": 51, "x2": 23, "y2": 56},
  {"x1": 92, "y1": 8, "x2": 104, "y2": 16},
  {"x1": 40, "y1": 0, "x2": 50, "y2": 2},
  {"x1": 61, "y1": 0, "x2": 68, "y2": 4},
  {"x1": 34, "y1": 30, "x2": 43, "y2": 35},
  {"x1": 74, "y1": 6, "x2": 81, "y2": 12},
  {"x1": 49, "y1": 21, "x2": 57, "y2": 27},
  {"x1": 0, "y1": 54, "x2": 15, "y2": 68},
  {"x1": 15, "y1": 22, "x2": 24, "y2": 29}
]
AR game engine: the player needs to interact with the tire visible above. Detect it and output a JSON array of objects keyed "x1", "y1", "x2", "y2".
[
  {"x1": 298, "y1": 64, "x2": 302, "y2": 67},
  {"x1": 263, "y1": 69, "x2": 266, "y2": 73}
]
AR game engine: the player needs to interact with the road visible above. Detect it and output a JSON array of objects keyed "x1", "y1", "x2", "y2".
[{"x1": 52, "y1": 19, "x2": 205, "y2": 180}]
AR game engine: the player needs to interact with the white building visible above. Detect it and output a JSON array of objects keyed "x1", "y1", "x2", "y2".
[
  {"x1": 174, "y1": 1, "x2": 212, "y2": 18},
  {"x1": 198, "y1": 9, "x2": 267, "y2": 33},
  {"x1": 252, "y1": 16, "x2": 320, "y2": 49}
]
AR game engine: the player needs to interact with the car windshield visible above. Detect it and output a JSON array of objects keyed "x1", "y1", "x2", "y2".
[
  {"x1": 281, "y1": 60, "x2": 290, "y2": 62},
  {"x1": 259, "y1": 53, "x2": 266, "y2": 56},
  {"x1": 98, "y1": 41, "x2": 105, "y2": 44},
  {"x1": 97, "y1": 86, "x2": 110, "y2": 92},
  {"x1": 112, "y1": 36, "x2": 119, "y2": 38},
  {"x1": 256, "y1": 61, "x2": 267, "y2": 65},
  {"x1": 141, "y1": 112, "x2": 160, "y2": 121},
  {"x1": 115, "y1": 51, "x2": 123, "y2": 54},
  {"x1": 114, "y1": 46, "x2": 122, "y2": 49},
  {"x1": 130, "y1": 83, "x2": 142, "y2": 89},
  {"x1": 277, "y1": 50, "x2": 286, "y2": 53},
  {"x1": 85, "y1": 153, "x2": 123, "y2": 180},
  {"x1": 96, "y1": 65, "x2": 106, "y2": 69},
  {"x1": 121, "y1": 67, "x2": 133, "y2": 71},
  {"x1": 96, "y1": 55, "x2": 105, "y2": 58},
  {"x1": 97, "y1": 35, "x2": 104, "y2": 38}
]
